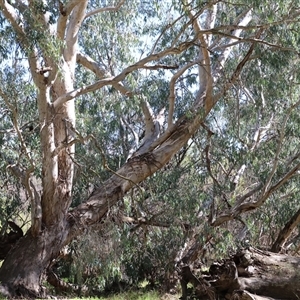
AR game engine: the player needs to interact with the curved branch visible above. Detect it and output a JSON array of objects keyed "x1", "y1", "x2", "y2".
[
  {"x1": 76, "y1": 52, "x2": 132, "y2": 96},
  {"x1": 54, "y1": 40, "x2": 196, "y2": 109},
  {"x1": 271, "y1": 207, "x2": 300, "y2": 253},
  {"x1": 134, "y1": 100, "x2": 165, "y2": 157},
  {"x1": 212, "y1": 160, "x2": 300, "y2": 227},
  {"x1": 85, "y1": 0, "x2": 125, "y2": 19}
]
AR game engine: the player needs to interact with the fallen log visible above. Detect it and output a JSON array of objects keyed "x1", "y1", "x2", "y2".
[
  {"x1": 231, "y1": 290, "x2": 277, "y2": 300},
  {"x1": 179, "y1": 247, "x2": 300, "y2": 299},
  {"x1": 233, "y1": 247, "x2": 300, "y2": 299}
]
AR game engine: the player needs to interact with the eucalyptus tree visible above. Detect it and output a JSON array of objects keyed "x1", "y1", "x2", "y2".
[{"x1": 0, "y1": 0, "x2": 300, "y2": 297}]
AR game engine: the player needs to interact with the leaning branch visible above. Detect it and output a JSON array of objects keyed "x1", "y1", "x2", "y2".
[
  {"x1": 0, "y1": 0, "x2": 24, "y2": 37},
  {"x1": 134, "y1": 100, "x2": 165, "y2": 157},
  {"x1": 271, "y1": 207, "x2": 300, "y2": 253},
  {"x1": 212, "y1": 161, "x2": 300, "y2": 227}
]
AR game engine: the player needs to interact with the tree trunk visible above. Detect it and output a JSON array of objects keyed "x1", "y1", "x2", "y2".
[{"x1": 0, "y1": 226, "x2": 67, "y2": 298}]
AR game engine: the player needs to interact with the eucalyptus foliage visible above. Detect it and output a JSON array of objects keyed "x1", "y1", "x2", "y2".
[{"x1": 0, "y1": 0, "x2": 300, "y2": 296}]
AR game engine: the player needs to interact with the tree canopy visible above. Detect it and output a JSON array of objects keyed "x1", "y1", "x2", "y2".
[{"x1": 0, "y1": 0, "x2": 300, "y2": 298}]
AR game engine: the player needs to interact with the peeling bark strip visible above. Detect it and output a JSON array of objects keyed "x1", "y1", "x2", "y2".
[{"x1": 66, "y1": 109, "x2": 205, "y2": 242}]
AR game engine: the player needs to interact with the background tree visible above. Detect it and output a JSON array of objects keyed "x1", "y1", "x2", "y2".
[{"x1": 0, "y1": 0, "x2": 300, "y2": 298}]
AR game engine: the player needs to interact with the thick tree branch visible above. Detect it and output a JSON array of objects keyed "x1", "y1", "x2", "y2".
[
  {"x1": 65, "y1": 1, "x2": 88, "y2": 63},
  {"x1": 66, "y1": 101, "x2": 207, "y2": 242},
  {"x1": 57, "y1": 0, "x2": 82, "y2": 40},
  {"x1": 185, "y1": 2, "x2": 213, "y2": 111},
  {"x1": 0, "y1": 0, "x2": 24, "y2": 37},
  {"x1": 205, "y1": 2, "x2": 217, "y2": 46},
  {"x1": 134, "y1": 101, "x2": 165, "y2": 157},
  {"x1": 76, "y1": 52, "x2": 108, "y2": 77},
  {"x1": 168, "y1": 61, "x2": 198, "y2": 127},
  {"x1": 121, "y1": 214, "x2": 172, "y2": 230}
]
